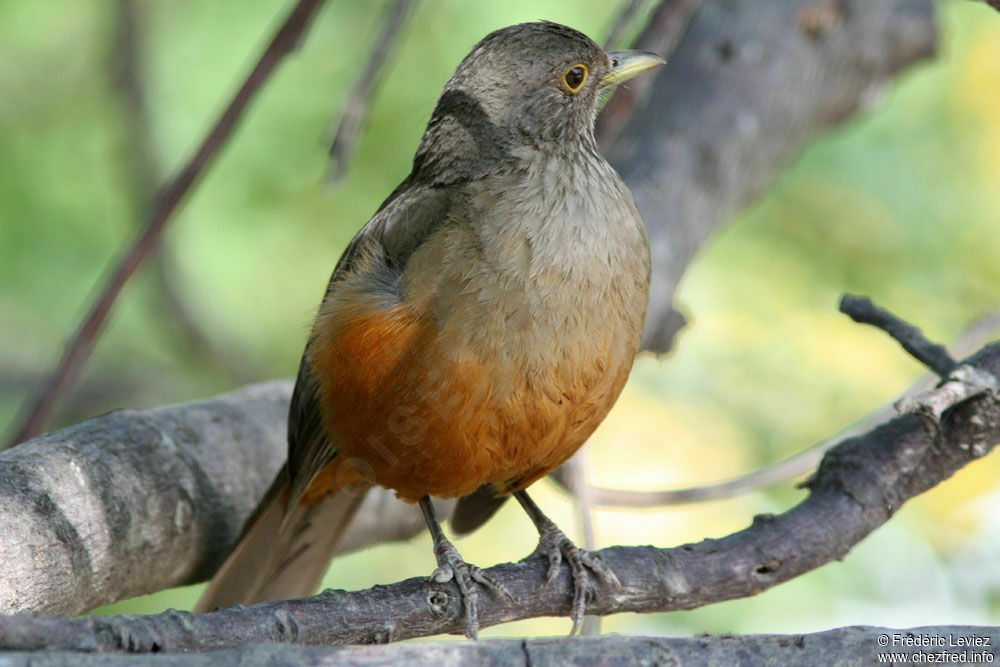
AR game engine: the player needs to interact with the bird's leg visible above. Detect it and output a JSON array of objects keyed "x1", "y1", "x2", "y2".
[
  {"x1": 513, "y1": 489, "x2": 621, "y2": 635},
  {"x1": 419, "y1": 496, "x2": 513, "y2": 639}
]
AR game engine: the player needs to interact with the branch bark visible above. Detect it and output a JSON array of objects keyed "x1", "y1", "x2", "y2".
[
  {"x1": 841, "y1": 294, "x2": 958, "y2": 376},
  {"x1": 0, "y1": 382, "x2": 450, "y2": 615},
  {"x1": 2, "y1": 341, "x2": 997, "y2": 651},
  {"x1": 613, "y1": 0, "x2": 937, "y2": 353},
  {"x1": 1, "y1": 628, "x2": 997, "y2": 665}
]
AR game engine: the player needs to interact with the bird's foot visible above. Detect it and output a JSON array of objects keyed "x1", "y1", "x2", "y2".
[
  {"x1": 528, "y1": 517, "x2": 621, "y2": 635},
  {"x1": 428, "y1": 534, "x2": 513, "y2": 639}
]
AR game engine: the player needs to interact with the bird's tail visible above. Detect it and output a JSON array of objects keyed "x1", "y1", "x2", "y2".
[{"x1": 194, "y1": 465, "x2": 368, "y2": 613}]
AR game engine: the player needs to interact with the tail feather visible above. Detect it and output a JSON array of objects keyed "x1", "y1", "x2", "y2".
[
  {"x1": 450, "y1": 483, "x2": 509, "y2": 536},
  {"x1": 195, "y1": 468, "x2": 368, "y2": 612}
]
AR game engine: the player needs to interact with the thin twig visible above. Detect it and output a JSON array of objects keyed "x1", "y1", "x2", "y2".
[
  {"x1": 958, "y1": 305, "x2": 1000, "y2": 352},
  {"x1": 896, "y1": 364, "x2": 999, "y2": 423},
  {"x1": 0, "y1": 359, "x2": 168, "y2": 423},
  {"x1": 4, "y1": 0, "x2": 328, "y2": 447},
  {"x1": 840, "y1": 294, "x2": 957, "y2": 378},
  {"x1": 112, "y1": 0, "x2": 259, "y2": 385},
  {"x1": 603, "y1": 0, "x2": 647, "y2": 50},
  {"x1": 552, "y1": 436, "x2": 832, "y2": 508},
  {"x1": 112, "y1": 0, "x2": 159, "y2": 211},
  {"x1": 328, "y1": 0, "x2": 416, "y2": 183},
  {"x1": 551, "y1": 299, "x2": 1000, "y2": 509}
]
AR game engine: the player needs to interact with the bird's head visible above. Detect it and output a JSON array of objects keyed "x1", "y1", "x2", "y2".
[{"x1": 412, "y1": 22, "x2": 664, "y2": 183}]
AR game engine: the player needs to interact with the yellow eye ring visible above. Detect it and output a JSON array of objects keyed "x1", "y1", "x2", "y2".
[{"x1": 562, "y1": 64, "x2": 588, "y2": 93}]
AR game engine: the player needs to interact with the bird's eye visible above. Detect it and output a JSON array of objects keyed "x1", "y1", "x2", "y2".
[{"x1": 562, "y1": 64, "x2": 588, "y2": 92}]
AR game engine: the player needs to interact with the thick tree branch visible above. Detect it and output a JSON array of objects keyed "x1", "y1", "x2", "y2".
[
  {"x1": 0, "y1": 383, "x2": 287, "y2": 615},
  {"x1": 2, "y1": 341, "x2": 997, "y2": 651},
  {"x1": 597, "y1": 0, "x2": 703, "y2": 152},
  {"x1": 0, "y1": 382, "x2": 450, "y2": 615},
  {"x1": 0, "y1": 628, "x2": 997, "y2": 664},
  {"x1": 612, "y1": 0, "x2": 937, "y2": 353}
]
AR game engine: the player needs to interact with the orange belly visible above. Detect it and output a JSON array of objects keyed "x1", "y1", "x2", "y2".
[{"x1": 304, "y1": 296, "x2": 633, "y2": 504}]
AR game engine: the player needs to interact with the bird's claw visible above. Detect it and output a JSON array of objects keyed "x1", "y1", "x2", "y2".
[
  {"x1": 428, "y1": 535, "x2": 513, "y2": 639},
  {"x1": 529, "y1": 519, "x2": 621, "y2": 635}
]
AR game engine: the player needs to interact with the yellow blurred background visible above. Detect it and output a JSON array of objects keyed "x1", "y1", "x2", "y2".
[{"x1": 1, "y1": 0, "x2": 999, "y2": 638}]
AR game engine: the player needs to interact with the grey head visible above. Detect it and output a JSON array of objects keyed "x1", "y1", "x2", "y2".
[{"x1": 411, "y1": 21, "x2": 664, "y2": 185}]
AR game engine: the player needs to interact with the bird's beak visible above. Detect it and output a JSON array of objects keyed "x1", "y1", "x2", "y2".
[{"x1": 600, "y1": 50, "x2": 666, "y2": 87}]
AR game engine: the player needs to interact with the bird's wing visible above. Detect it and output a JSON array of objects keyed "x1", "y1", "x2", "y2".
[
  {"x1": 286, "y1": 179, "x2": 456, "y2": 503},
  {"x1": 288, "y1": 175, "x2": 511, "y2": 535},
  {"x1": 196, "y1": 180, "x2": 463, "y2": 612}
]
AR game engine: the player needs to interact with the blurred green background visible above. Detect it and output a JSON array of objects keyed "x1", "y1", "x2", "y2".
[{"x1": 2, "y1": 0, "x2": 1000, "y2": 639}]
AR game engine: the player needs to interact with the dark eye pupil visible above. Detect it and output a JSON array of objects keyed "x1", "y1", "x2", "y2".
[{"x1": 566, "y1": 66, "x2": 585, "y2": 89}]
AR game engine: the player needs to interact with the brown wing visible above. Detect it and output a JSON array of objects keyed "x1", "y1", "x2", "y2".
[
  {"x1": 286, "y1": 84, "x2": 518, "y2": 500},
  {"x1": 288, "y1": 177, "x2": 514, "y2": 534},
  {"x1": 285, "y1": 181, "x2": 455, "y2": 503}
]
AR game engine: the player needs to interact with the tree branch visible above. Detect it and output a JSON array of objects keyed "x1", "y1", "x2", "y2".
[
  {"x1": 0, "y1": 628, "x2": 996, "y2": 664},
  {"x1": 2, "y1": 339, "x2": 997, "y2": 651},
  {"x1": 611, "y1": 0, "x2": 937, "y2": 353},
  {"x1": 840, "y1": 294, "x2": 958, "y2": 377},
  {"x1": 550, "y1": 434, "x2": 835, "y2": 506},
  {"x1": 111, "y1": 0, "x2": 261, "y2": 385},
  {"x1": 0, "y1": 381, "x2": 451, "y2": 615},
  {"x1": 596, "y1": 0, "x2": 703, "y2": 152},
  {"x1": 602, "y1": 0, "x2": 648, "y2": 51},
  {"x1": 327, "y1": 0, "x2": 417, "y2": 182}
]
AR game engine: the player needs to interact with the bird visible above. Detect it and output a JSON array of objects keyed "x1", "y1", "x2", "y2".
[{"x1": 195, "y1": 20, "x2": 662, "y2": 638}]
